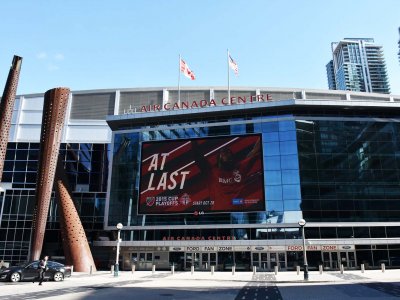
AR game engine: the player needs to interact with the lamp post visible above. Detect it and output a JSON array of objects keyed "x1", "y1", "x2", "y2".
[
  {"x1": 114, "y1": 223, "x2": 123, "y2": 277},
  {"x1": 298, "y1": 219, "x2": 308, "y2": 280}
]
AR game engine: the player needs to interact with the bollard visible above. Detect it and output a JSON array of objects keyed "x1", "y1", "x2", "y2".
[
  {"x1": 205, "y1": 262, "x2": 208, "y2": 270},
  {"x1": 274, "y1": 265, "x2": 278, "y2": 275},
  {"x1": 89, "y1": 265, "x2": 93, "y2": 275},
  {"x1": 191, "y1": 265, "x2": 194, "y2": 275},
  {"x1": 131, "y1": 264, "x2": 136, "y2": 274},
  {"x1": 296, "y1": 265, "x2": 300, "y2": 275},
  {"x1": 211, "y1": 265, "x2": 214, "y2": 275},
  {"x1": 171, "y1": 265, "x2": 175, "y2": 275},
  {"x1": 361, "y1": 263, "x2": 365, "y2": 273},
  {"x1": 71, "y1": 265, "x2": 74, "y2": 274},
  {"x1": 319, "y1": 265, "x2": 323, "y2": 274},
  {"x1": 111, "y1": 265, "x2": 114, "y2": 274},
  {"x1": 253, "y1": 266, "x2": 257, "y2": 275},
  {"x1": 232, "y1": 265, "x2": 235, "y2": 275},
  {"x1": 152, "y1": 264, "x2": 156, "y2": 274},
  {"x1": 381, "y1": 263, "x2": 385, "y2": 272},
  {"x1": 340, "y1": 264, "x2": 344, "y2": 274}
]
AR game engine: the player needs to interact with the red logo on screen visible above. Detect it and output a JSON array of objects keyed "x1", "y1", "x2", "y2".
[
  {"x1": 146, "y1": 197, "x2": 156, "y2": 206},
  {"x1": 179, "y1": 193, "x2": 191, "y2": 205}
]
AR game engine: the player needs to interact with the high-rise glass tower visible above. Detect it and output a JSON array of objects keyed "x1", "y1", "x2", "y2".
[
  {"x1": 325, "y1": 60, "x2": 336, "y2": 90},
  {"x1": 327, "y1": 38, "x2": 390, "y2": 94},
  {"x1": 398, "y1": 28, "x2": 400, "y2": 64}
]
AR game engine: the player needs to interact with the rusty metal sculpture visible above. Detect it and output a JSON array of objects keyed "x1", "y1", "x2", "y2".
[
  {"x1": 54, "y1": 158, "x2": 97, "y2": 272},
  {"x1": 0, "y1": 55, "x2": 22, "y2": 182},
  {"x1": 30, "y1": 87, "x2": 70, "y2": 261}
]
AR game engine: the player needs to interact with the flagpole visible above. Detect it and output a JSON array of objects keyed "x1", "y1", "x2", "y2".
[
  {"x1": 178, "y1": 54, "x2": 181, "y2": 105},
  {"x1": 227, "y1": 49, "x2": 230, "y2": 104}
]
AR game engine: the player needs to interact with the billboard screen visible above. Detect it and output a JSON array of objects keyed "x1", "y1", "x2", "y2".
[{"x1": 138, "y1": 134, "x2": 265, "y2": 215}]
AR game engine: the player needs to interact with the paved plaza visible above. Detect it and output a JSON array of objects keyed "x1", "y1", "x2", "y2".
[{"x1": 1, "y1": 269, "x2": 400, "y2": 300}]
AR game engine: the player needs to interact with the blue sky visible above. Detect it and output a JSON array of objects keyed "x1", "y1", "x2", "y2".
[{"x1": 1, "y1": 0, "x2": 399, "y2": 95}]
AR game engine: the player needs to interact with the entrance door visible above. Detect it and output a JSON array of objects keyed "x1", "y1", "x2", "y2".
[
  {"x1": 277, "y1": 252, "x2": 286, "y2": 270},
  {"x1": 331, "y1": 252, "x2": 339, "y2": 269},
  {"x1": 322, "y1": 251, "x2": 339, "y2": 270},
  {"x1": 131, "y1": 252, "x2": 153, "y2": 270},
  {"x1": 347, "y1": 251, "x2": 356, "y2": 268},
  {"x1": 322, "y1": 252, "x2": 331, "y2": 269},
  {"x1": 201, "y1": 252, "x2": 217, "y2": 270},
  {"x1": 322, "y1": 251, "x2": 356, "y2": 270},
  {"x1": 185, "y1": 252, "x2": 200, "y2": 270},
  {"x1": 261, "y1": 253, "x2": 269, "y2": 270},
  {"x1": 252, "y1": 252, "x2": 287, "y2": 271},
  {"x1": 340, "y1": 251, "x2": 356, "y2": 269}
]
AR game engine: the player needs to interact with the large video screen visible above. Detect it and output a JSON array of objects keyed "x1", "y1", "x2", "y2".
[{"x1": 138, "y1": 134, "x2": 265, "y2": 215}]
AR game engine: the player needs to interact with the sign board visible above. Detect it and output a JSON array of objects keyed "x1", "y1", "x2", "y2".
[
  {"x1": 286, "y1": 245, "x2": 355, "y2": 251},
  {"x1": 139, "y1": 134, "x2": 265, "y2": 215}
]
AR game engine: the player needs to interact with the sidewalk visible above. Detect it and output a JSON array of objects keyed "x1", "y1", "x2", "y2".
[{"x1": 1, "y1": 269, "x2": 400, "y2": 299}]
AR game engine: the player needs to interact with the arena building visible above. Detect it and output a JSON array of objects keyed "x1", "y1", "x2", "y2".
[{"x1": 2, "y1": 86, "x2": 400, "y2": 271}]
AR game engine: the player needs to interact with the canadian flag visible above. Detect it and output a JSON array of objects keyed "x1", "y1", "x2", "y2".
[
  {"x1": 180, "y1": 58, "x2": 196, "y2": 80},
  {"x1": 228, "y1": 54, "x2": 239, "y2": 76}
]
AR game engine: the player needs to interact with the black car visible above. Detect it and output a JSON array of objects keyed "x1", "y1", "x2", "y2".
[{"x1": 0, "y1": 260, "x2": 72, "y2": 282}]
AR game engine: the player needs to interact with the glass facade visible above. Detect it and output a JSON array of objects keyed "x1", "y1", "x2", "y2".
[
  {"x1": 107, "y1": 113, "x2": 400, "y2": 270},
  {"x1": 3, "y1": 87, "x2": 400, "y2": 271},
  {"x1": 108, "y1": 116, "x2": 302, "y2": 228},
  {"x1": 109, "y1": 116, "x2": 400, "y2": 228},
  {"x1": 109, "y1": 116, "x2": 400, "y2": 224},
  {"x1": 0, "y1": 142, "x2": 109, "y2": 265},
  {"x1": 298, "y1": 120, "x2": 400, "y2": 221}
]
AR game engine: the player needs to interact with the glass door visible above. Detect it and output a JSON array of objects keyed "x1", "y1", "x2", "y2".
[
  {"x1": 277, "y1": 252, "x2": 286, "y2": 270},
  {"x1": 269, "y1": 253, "x2": 277, "y2": 269},
  {"x1": 201, "y1": 253, "x2": 209, "y2": 270},
  {"x1": 340, "y1": 251, "x2": 356, "y2": 269},
  {"x1": 252, "y1": 252, "x2": 261, "y2": 270},
  {"x1": 331, "y1": 252, "x2": 339, "y2": 269},
  {"x1": 209, "y1": 252, "x2": 217, "y2": 269},
  {"x1": 340, "y1": 251, "x2": 348, "y2": 267},
  {"x1": 260, "y1": 253, "x2": 268, "y2": 270},
  {"x1": 347, "y1": 251, "x2": 356, "y2": 268},
  {"x1": 252, "y1": 252, "x2": 287, "y2": 271},
  {"x1": 185, "y1": 252, "x2": 200, "y2": 270},
  {"x1": 132, "y1": 252, "x2": 153, "y2": 270},
  {"x1": 322, "y1": 252, "x2": 331, "y2": 269},
  {"x1": 201, "y1": 252, "x2": 217, "y2": 270}
]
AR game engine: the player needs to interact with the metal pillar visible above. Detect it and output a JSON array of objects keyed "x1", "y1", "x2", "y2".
[
  {"x1": 54, "y1": 157, "x2": 97, "y2": 272},
  {"x1": 299, "y1": 219, "x2": 309, "y2": 280},
  {"x1": 30, "y1": 87, "x2": 70, "y2": 261},
  {"x1": 114, "y1": 223, "x2": 123, "y2": 276},
  {"x1": 0, "y1": 55, "x2": 22, "y2": 181}
]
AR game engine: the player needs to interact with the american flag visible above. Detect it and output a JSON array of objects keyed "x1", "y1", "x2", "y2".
[
  {"x1": 180, "y1": 58, "x2": 196, "y2": 80},
  {"x1": 228, "y1": 54, "x2": 239, "y2": 76}
]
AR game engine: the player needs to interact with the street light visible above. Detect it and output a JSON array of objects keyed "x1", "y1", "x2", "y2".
[
  {"x1": 298, "y1": 218, "x2": 308, "y2": 280},
  {"x1": 114, "y1": 223, "x2": 123, "y2": 277}
]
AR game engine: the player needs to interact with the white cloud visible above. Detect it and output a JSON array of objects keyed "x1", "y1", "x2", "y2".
[
  {"x1": 47, "y1": 64, "x2": 59, "y2": 71},
  {"x1": 37, "y1": 52, "x2": 47, "y2": 59},
  {"x1": 54, "y1": 53, "x2": 64, "y2": 60}
]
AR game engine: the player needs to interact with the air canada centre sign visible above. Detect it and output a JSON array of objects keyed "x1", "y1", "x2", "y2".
[{"x1": 123, "y1": 93, "x2": 273, "y2": 114}]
